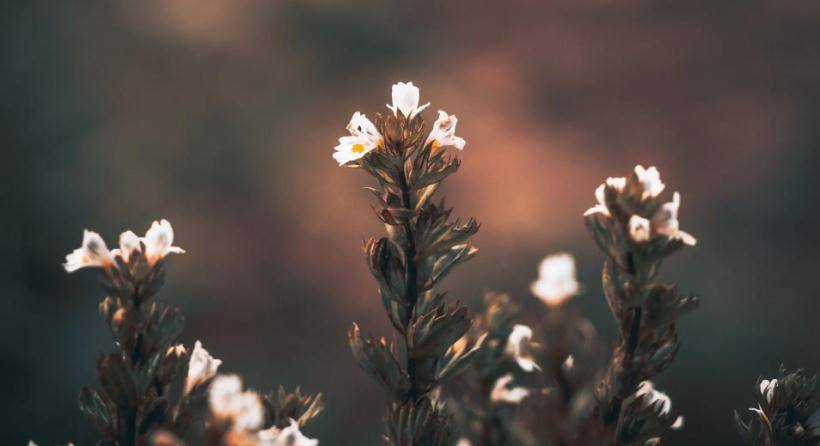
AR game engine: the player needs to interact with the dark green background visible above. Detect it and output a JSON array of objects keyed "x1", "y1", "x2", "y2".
[{"x1": 3, "y1": 1, "x2": 819, "y2": 444}]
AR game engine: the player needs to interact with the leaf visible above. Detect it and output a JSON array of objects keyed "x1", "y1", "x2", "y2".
[
  {"x1": 348, "y1": 323, "x2": 410, "y2": 400},
  {"x1": 408, "y1": 303, "x2": 471, "y2": 359}
]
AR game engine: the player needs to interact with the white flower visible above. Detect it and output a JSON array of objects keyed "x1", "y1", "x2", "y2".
[
  {"x1": 455, "y1": 438, "x2": 472, "y2": 446},
  {"x1": 629, "y1": 215, "x2": 652, "y2": 242},
  {"x1": 209, "y1": 374, "x2": 264, "y2": 432},
  {"x1": 652, "y1": 192, "x2": 697, "y2": 246},
  {"x1": 671, "y1": 415, "x2": 685, "y2": 430},
  {"x1": 530, "y1": 253, "x2": 580, "y2": 307},
  {"x1": 584, "y1": 177, "x2": 626, "y2": 217},
  {"x1": 562, "y1": 355, "x2": 575, "y2": 374},
  {"x1": 111, "y1": 230, "x2": 141, "y2": 260},
  {"x1": 186, "y1": 340, "x2": 222, "y2": 394},
  {"x1": 490, "y1": 374, "x2": 530, "y2": 404},
  {"x1": 386, "y1": 81, "x2": 429, "y2": 119},
  {"x1": 143, "y1": 219, "x2": 185, "y2": 265},
  {"x1": 64, "y1": 230, "x2": 113, "y2": 272},
  {"x1": 167, "y1": 343, "x2": 187, "y2": 357},
  {"x1": 505, "y1": 324, "x2": 540, "y2": 372},
  {"x1": 333, "y1": 112, "x2": 383, "y2": 166},
  {"x1": 636, "y1": 381, "x2": 672, "y2": 416},
  {"x1": 634, "y1": 165, "x2": 665, "y2": 200},
  {"x1": 260, "y1": 419, "x2": 319, "y2": 446},
  {"x1": 426, "y1": 110, "x2": 465, "y2": 150},
  {"x1": 759, "y1": 378, "x2": 777, "y2": 403}
]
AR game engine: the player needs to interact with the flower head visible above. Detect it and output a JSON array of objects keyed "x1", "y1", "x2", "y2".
[
  {"x1": 333, "y1": 112, "x2": 383, "y2": 166},
  {"x1": 530, "y1": 253, "x2": 580, "y2": 307},
  {"x1": 629, "y1": 215, "x2": 652, "y2": 242},
  {"x1": 143, "y1": 219, "x2": 186, "y2": 265},
  {"x1": 634, "y1": 165, "x2": 665, "y2": 199},
  {"x1": 111, "y1": 230, "x2": 141, "y2": 260},
  {"x1": 260, "y1": 419, "x2": 319, "y2": 446},
  {"x1": 584, "y1": 177, "x2": 626, "y2": 217},
  {"x1": 209, "y1": 374, "x2": 264, "y2": 432},
  {"x1": 636, "y1": 381, "x2": 672, "y2": 415},
  {"x1": 64, "y1": 230, "x2": 113, "y2": 272},
  {"x1": 426, "y1": 110, "x2": 466, "y2": 150},
  {"x1": 652, "y1": 192, "x2": 697, "y2": 246},
  {"x1": 186, "y1": 340, "x2": 222, "y2": 394},
  {"x1": 505, "y1": 324, "x2": 540, "y2": 372},
  {"x1": 490, "y1": 374, "x2": 530, "y2": 404},
  {"x1": 759, "y1": 378, "x2": 778, "y2": 404},
  {"x1": 386, "y1": 81, "x2": 429, "y2": 119}
]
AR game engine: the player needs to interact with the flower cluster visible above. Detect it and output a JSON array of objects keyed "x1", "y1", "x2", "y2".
[
  {"x1": 585, "y1": 165, "x2": 696, "y2": 248},
  {"x1": 736, "y1": 368, "x2": 820, "y2": 446},
  {"x1": 332, "y1": 81, "x2": 465, "y2": 166},
  {"x1": 339, "y1": 81, "x2": 480, "y2": 445},
  {"x1": 64, "y1": 219, "x2": 185, "y2": 273}
]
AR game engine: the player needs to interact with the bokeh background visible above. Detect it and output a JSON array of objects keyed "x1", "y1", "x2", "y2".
[{"x1": 3, "y1": 1, "x2": 820, "y2": 444}]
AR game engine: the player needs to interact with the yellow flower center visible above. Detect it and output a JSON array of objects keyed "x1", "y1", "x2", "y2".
[{"x1": 352, "y1": 143, "x2": 365, "y2": 154}]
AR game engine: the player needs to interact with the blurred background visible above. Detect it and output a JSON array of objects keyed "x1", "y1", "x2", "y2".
[{"x1": 3, "y1": 1, "x2": 820, "y2": 444}]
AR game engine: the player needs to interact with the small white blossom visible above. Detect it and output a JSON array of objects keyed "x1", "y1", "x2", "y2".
[
  {"x1": 562, "y1": 355, "x2": 575, "y2": 374},
  {"x1": 186, "y1": 340, "x2": 222, "y2": 394},
  {"x1": 143, "y1": 219, "x2": 185, "y2": 265},
  {"x1": 260, "y1": 419, "x2": 319, "y2": 446},
  {"x1": 530, "y1": 253, "x2": 580, "y2": 307},
  {"x1": 111, "y1": 230, "x2": 141, "y2": 260},
  {"x1": 333, "y1": 112, "x2": 383, "y2": 166},
  {"x1": 490, "y1": 374, "x2": 530, "y2": 404},
  {"x1": 209, "y1": 374, "x2": 264, "y2": 432},
  {"x1": 505, "y1": 324, "x2": 540, "y2": 372},
  {"x1": 386, "y1": 81, "x2": 429, "y2": 119},
  {"x1": 629, "y1": 215, "x2": 652, "y2": 243},
  {"x1": 455, "y1": 438, "x2": 472, "y2": 446},
  {"x1": 652, "y1": 192, "x2": 697, "y2": 246},
  {"x1": 759, "y1": 378, "x2": 777, "y2": 403},
  {"x1": 634, "y1": 165, "x2": 665, "y2": 200},
  {"x1": 167, "y1": 343, "x2": 187, "y2": 357},
  {"x1": 671, "y1": 416, "x2": 685, "y2": 430},
  {"x1": 426, "y1": 110, "x2": 465, "y2": 150},
  {"x1": 636, "y1": 381, "x2": 672, "y2": 416},
  {"x1": 584, "y1": 177, "x2": 626, "y2": 217},
  {"x1": 64, "y1": 230, "x2": 113, "y2": 272}
]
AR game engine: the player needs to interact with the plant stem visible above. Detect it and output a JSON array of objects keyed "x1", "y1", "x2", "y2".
[{"x1": 399, "y1": 167, "x2": 421, "y2": 402}]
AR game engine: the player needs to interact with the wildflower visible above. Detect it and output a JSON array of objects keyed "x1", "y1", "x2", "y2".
[
  {"x1": 167, "y1": 343, "x2": 187, "y2": 357},
  {"x1": 671, "y1": 416, "x2": 685, "y2": 430},
  {"x1": 629, "y1": 215, "x2": 652, "y2": 243},
  {"x1": 259, "y1": 419, "x2": 319, "y2": 446},
  {"x1": 64, "y1": 230, "x2": 113, "y2": 272},
  {"x1": 186, "y1": 340, "x2": 222, "y2": 394},
  {"x1": 386, "y1": 81, "x2": 429, "y2": 119},
  {"x1": 143, "y1": 219, "x2": 185, "y2": 265},
  {"x1": 562, "y1": 355, "x2": 575, "y2": 374},
  {"x1": 455, "y1": 439, "x2": 472, "y2": 446},
  {"x1": 584, "y1": 177, "x2": 626, "y2": 217},
  {"x1": 209, "y1": 374, "x2": 264, "y2": 432},
  {"x1": 505, "y1": 324, "x2": 540, "y2": 372},
  {"x1": 490, "y1": 374, "x2": 530, "y2": 404},
  {"x1": 759, "y1": 378, "x2": 777, "y2": 404},
  {"x1": 333, "y1": 112, "x2": 383, "y2": 166},
  {"x1": 652, "y1": 192, "x2": 697, "y2": 246},
  {"x1": 426, "y1": 110, "x2": 466, "y2": 150},
  {"x1": 530, "y1": 253, "x2": 580, "y2": 307},
  {"x1": 634, "y1": 165, "x2": 665, "y2": 200},
  {"x1": 111, "y1": 230, "x2": 141, "y2": 260},
  {"x1": 636, "y1": 381, "x2": 672, "y2": 415}
]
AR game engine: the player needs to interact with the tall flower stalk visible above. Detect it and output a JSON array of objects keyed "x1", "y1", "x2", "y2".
[
  {"x1": 583, "y1": 166, "x2": 697, "y2": 445},
  {"x1": 338, "y1": 82, "x2": 483, "y2": 445},
  {"x1": 65, "y1": 220, "x2": 194, "y2": 446}
]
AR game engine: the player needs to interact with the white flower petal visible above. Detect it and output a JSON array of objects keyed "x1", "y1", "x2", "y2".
[
  {"x1": 387, "y1": 81, "x2": 429, "y2": 119},
  {"x1": 490, "y1": 373, "x2": 530, "y2": 404},
  {"x1": 426, "y1": 110, "x2": 466, "y2": 150},
  {"x1": 629, "y1": 215, "x2": 652, "y2": 242},
  {"x1": 63, "y1": 230, "x2": 112, "y2": 272},
  {"x1": 505, "y1": 324, "x2": 540, "y2": 372},
  {"x1": 143, "y1": 219, "x2": 185, "y2": 264},
  {"x1": 634, "y1": 165, "x2": 665, "y2": 199},
  {"x1": 186, "y1": 340, "x2": 222, "y2": 394}
]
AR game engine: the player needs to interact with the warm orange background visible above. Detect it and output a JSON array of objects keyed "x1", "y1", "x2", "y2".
[{"x1": 3, "y1": 1, "x2": 820, "y2": 445}]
